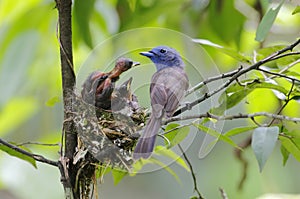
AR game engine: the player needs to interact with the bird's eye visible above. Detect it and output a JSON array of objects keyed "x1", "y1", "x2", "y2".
[{"x1": 160, "y1": 49, "x2": 166, "y2": 53}]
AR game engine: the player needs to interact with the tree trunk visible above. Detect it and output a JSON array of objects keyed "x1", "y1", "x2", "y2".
[{"x1": 56, "y1": 0, "x2": 78, "y2": 198}]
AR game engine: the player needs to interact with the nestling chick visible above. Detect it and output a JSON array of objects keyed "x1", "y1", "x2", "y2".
[{"x1": 81, "y1": 58, "x2": 140, "y2": 110}]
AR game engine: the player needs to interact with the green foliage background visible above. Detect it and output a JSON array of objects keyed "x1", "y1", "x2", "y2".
[{"x1": 0, "y1": 0, "x2": 300, "y2": 198}]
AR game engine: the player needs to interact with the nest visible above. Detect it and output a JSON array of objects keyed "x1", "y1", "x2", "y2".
[
  {"x1": 73, "y1": 93, "x2": 146, "y2": 165},
  {"x1": 72, "y1": 92, "x2": 147, "y2": 198}
]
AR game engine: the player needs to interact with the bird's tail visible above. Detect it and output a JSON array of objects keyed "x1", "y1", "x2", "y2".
[{"x1": 133, "y1": 115, "x2": 162, "y2": 160}]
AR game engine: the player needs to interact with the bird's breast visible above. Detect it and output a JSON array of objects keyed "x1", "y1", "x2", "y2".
[{"x1": 151, "y1": 67, "x2": 189, "y2": 91}]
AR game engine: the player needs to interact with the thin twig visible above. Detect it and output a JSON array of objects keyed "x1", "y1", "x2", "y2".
[
  {"x1": 165, "y1": 112, "x2": 300, "y2": 124},
  {"x1": 257, "y1": 68, "x2": 300, "y2": 83},
  {"x1": 16, "y1": 142, "x2": 60, "y2": 147},
  {"x1": 268, "y1": 80, "x2": 295, "y2": 126},
  {"x1": 185, "y1": 66, "x2": 243, "y2": 97},
  {"x1": 251, "y1": 117, "x2": 263, "y2": 127},
  {"x1": 269, "y1": 51, "x2": 300, "y2": 61},
  {"x1": 219, "y1": 187, "x2": 229, "y2": 199},
  {"x1": 178, "y1": 144, "x2": 204, "y2": 199},
  {"x1": 0, "y1": 138, "x2": 58, "y2": 167},
  {"x1": 271, "y1": 59, "x2": 300, "y2": 78}
]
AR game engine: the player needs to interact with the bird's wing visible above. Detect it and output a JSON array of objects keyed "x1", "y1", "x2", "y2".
[
  {"x1": 150, "y1": 67, "x2": 189, "y2": 118},
  {"x1": 150, "y1": 76, "x2": 167, "y2": 119},
  {"x1": 161, "y1": 68, "x2": 189, "y2": 117}
]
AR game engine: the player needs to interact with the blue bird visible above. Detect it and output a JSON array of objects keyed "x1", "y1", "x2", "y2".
[{"x1": 133, "y1": 46, "x2": 189, "y2": 160}]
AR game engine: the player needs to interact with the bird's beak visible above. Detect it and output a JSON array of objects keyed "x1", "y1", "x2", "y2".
[
  {"x1": 140, "y1": 51, "x2": 154, "y2": 58},
  {"x1": 125, "y1": 77, "x2": 133, "y2": 88},
  {"x1": 132, "y1": 61, "x2": 140, "y2": 67}
]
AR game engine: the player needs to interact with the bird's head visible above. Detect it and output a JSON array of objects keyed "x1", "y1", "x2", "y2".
[
  {"x1": 140, "y1": 46, "x2": 185, "y2": 71},
  {"x1": 115, "y1": 58, "x2": 140, "y2": 72}
]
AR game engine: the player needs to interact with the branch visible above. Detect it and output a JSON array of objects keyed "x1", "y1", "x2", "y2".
[
  {"x1": 0, "y1": 138, "x2": 58, "y2": 167},
  {"x1": 269, "y1": 51, "x2": 300, "y2": 61},
  {"x1": 16, "y1": 142, "x2": 60, "y2": 147},
  {"x1": 178, "y1": 144, "x2": 204, "y2": 199},
  {"x1": 267, "y1": 80, "x2": 295, "y2": 126},
  {"x1": 185, "y1": 65, "x2": 243, "y2": 97},
  {"x1": 174, "y1": 38, "x2": 300, "y2": 116},
  {"x1": 219, "y1": 188, "x2": 229, "y2": 199},
  {"x1": 270, "y1": 59, "x2": 300, "y2": 79},
  {"x1": 258, "y1": 68, "x2": 300, "y2": 83},
  {"x1": 165, "y1": 112, "x2": 300, "y2": 124}
]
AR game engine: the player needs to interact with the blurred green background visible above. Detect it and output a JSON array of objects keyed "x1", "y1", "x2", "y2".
[{"x1": 1, "y1": 0, "x2": 300, "y2": 198}]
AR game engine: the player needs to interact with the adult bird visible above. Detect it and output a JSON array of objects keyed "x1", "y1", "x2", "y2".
[
  {"x1": 81, "y1": 58, "x2": 139, "y2": 110},
  {"x1": 133, "y1": 46, "x2": 189, "y2": 160}
]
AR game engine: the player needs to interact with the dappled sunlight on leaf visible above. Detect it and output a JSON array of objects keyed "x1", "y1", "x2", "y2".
[{"x1": 163, "y1": 123, "x2": 190, "y2": 149}]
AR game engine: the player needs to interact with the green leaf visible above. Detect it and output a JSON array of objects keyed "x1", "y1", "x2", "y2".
[
  {"x1": 73, "y1": 0, "x2": 96, "y2": 48},
  {"x1": 111, "y1": 169, "x2": 128, "y2": 185},
  {"x1": 150, "y1": 157, "x2": 180, "y2": 182},
  {"x1": 193, "y1": 124, "x2": 239, "y2": 149},
  {"x1": 154, "y1": 146, "x2": 190, "y2": 171},
  {"x1": 131, "y1": 160, "x2": 143, "y2": 176},
  {"x1": 291, "y1": 95, "x2": 300, "y2": 103},
  {"x1": 283, "y1": 70, "x2": 300, "y2": 78},
  {"x1": 131, "y1": 146, "x2": 190, "y2": 177},
  {"x1": 133, "y1": 157, "x2": 180, "y2": 182},
  {"x1": 164, "y1": 123, "x2": 190, "y2": 149},
  {"x1": 0, "y1": 98, "x2": 38, "y2": 136},
  {"x1": 95, "y1": 165, "x2": 111, "y2": 179},
  {"x1": 225, "y1": 80, "x2": 288, "y2": 94},
  {"x1": 292, "y1": 6, "x2": 300, "y2": 15},
  {"x1": 280, "y1": 144, "x2": 290, "y2": 166},
  {"x1": 0, "y1": 142, "x2": 37, "y2": 168},
  {"x1": 218, "y1": 81, "x2": 288, "y2": 111},
  {"x1": 255, "y1": 45, "x2": 285, "y2": 63},
  {"x1": 45, "y1": 96, "x2": 60, "y2": 107},
  {"x1": 127, "y1": 0, "x2": 137, "y2": 11},
  {"x1": 192, "y1": 39, "x2": 251, "y2": 63},
  {"x1": 224, "y1": 126, "x2": 257, "y2": 137},
  {"x1": 251, "y1": 126, "x2": 279, "y2": 172},
  {"x1": 265, "y1": 78, "x2": 286, "y2": 100},
  {"x1": 255, "y1": 1, "x2": 284, "y2": 42},
  {"x1": 223, "y1": 89, "x2": 253, "y2": 110},
  {"x1": 207, "y1": 0, "x2": 246, "y2": 47},
  {"x1": 279, "y1": 135, "x2": 300, "y2": 162}
]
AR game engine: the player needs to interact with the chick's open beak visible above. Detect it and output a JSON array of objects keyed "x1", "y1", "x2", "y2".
[{"x1": 132, "y1": 61, "x2": 140, "y2": 67}]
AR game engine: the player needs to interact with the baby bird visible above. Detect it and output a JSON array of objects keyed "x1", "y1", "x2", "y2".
[{"x1": 81, "y1": 58, "x2": 139, "y2": 110}]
